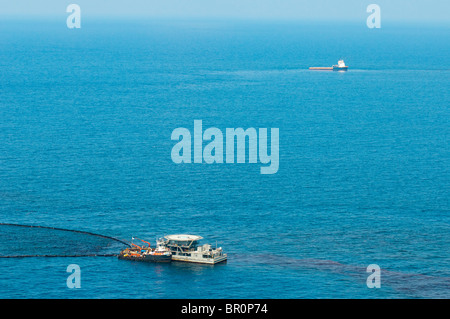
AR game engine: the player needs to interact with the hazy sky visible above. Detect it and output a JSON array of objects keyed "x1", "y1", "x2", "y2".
[{"x1": 1, "y1": 0, "x2": 449, "y2": 23}]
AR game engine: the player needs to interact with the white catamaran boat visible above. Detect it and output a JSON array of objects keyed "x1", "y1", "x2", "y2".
[{"x1": 162, "y1": 234, "x2": 227, "y2": 264}]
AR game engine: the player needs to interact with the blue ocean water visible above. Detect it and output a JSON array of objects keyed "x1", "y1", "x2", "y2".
[{"x1": 0, "y1": 19, "x2": 449, "y2": 298}]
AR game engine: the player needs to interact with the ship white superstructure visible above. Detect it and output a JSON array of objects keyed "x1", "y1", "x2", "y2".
[{"x1": 163, "y1": 234, "x2": 227, "y2": 264}]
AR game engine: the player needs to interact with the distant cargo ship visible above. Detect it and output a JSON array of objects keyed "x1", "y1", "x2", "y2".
[{"x1": 309, "y1": 59, "x2": 348, "y2": 71}]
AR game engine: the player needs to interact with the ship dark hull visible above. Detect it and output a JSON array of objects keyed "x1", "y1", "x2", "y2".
[
  {"x1": 118, "y1": 254, "x2": 172, "y2": 263},
  {"x1": 309, "y1": 66, "x2": 348, "y2": 71},
  {"x1": 332, "y1": 66, "x2": 348, "y2": 71}
]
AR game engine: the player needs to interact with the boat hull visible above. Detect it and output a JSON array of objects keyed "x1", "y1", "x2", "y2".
[
  {"x1": 309, "y1": 66, "x2": 349, "y2": 71},
  {"x1": 309, "y1": 67, "x2": 333, "y2": 71},
  {"x1": 332, "y1": 66, "x2": 348, "y2": 71},
  {"x1": 118, "y1": 254, "x2": 172, "y2": 263},
  {"x1": 171, "y1": 254, "x2": 228, "y2": 264}
]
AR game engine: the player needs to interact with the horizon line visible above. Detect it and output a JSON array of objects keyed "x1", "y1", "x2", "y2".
[{"x1": 1, "y1": 14, "x2": 450, "y2": 26}]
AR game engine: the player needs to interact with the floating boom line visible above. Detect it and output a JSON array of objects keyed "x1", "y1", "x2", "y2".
[{"x1": 0, "y1": 223, "x2": 130, "y2": 258}]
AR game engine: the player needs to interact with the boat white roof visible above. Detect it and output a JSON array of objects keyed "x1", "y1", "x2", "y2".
[{"x1": 165, "y1": 234, "x2": 203, "y2": 241}]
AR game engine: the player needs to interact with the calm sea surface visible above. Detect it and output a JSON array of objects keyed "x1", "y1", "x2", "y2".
[{"x1": 0, "y1": 19, "x2": 449, "y2": 298}]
